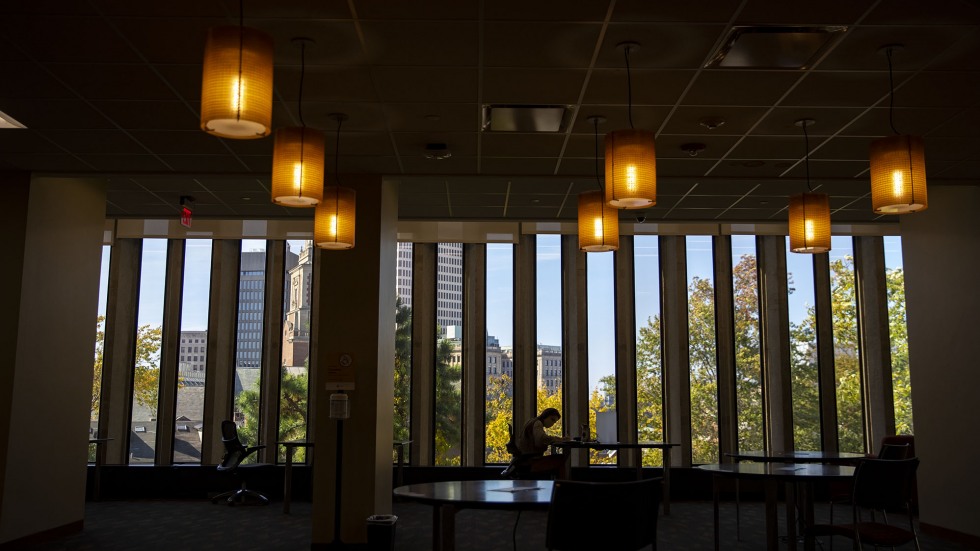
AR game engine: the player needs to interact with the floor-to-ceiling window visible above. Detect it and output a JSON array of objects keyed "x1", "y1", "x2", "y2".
[
  {"x1": 174, "y1": 239, "x2": 212, "y2": 463},
  {"x1": 535, "y1": 235, "x2": 563, "y2": 423},
  {"x1": 634, "y1": 236, "x2": 663, "y2": 466},
  {"x1": 786, "y1": 237, "x2": 821, "y2": 450},
  {"x1": 435, "y1": 242, "x2": 463, "y2": 465},
  {"x1": 687, "y1": 235, "x2": 718, "y2": 463},
  {"x1": 883, "y1": 236, "x2": 912, "y2": 434},
  {"x1": 731, "y1": 235, "x2": 763, "y2": 452},
  {"x1": 587, "y1": 251, "x2": 615, "y2": 464},
  {"x1": 89, "y1": 245, "x2": 111, "y2": 462},
  {"x1": 278, "y1": 240, "x2": 313, "y2": 462},
  {"x1": 485, "y1": 243, "x2": 514, "y2": 463},
  {"x1": 394, "y1": 243, "x2": 413, "y2": 458},
  {"x1": 234, "y1": 240, "x2": 267, "y2": 453},
  {"x1": 830, "y1": 236, "x2": 865, "y2": 453},
  {"x1": 129, "y1": 239, "x2": 167, "y2": 464}
]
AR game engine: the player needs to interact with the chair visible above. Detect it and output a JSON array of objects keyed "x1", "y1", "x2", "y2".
[
  {"x1": 812, "y1": 458, "x2": 921, "y2": 550},
  {"x1": 829, "y1": 438, "x2": 912, "y2": 523},
  {"x1": 546, "y1": 478, "x2": 662, "y2": 551},
  {"x1": 211, "y1": 420, "x2": 269, "y2": 505}
]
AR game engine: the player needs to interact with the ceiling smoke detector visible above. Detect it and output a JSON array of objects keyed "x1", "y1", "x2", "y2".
[{"x1": 424, "y1": 143, "x2": 452, "y2": 160}]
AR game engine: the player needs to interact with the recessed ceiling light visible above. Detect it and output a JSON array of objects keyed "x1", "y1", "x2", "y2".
[
  {"x1": 482, "y1": 104, "x2": 571, "y2": 132},
  {"x1": 0, "y1": 110, "x2": 26, "y2": 129}
]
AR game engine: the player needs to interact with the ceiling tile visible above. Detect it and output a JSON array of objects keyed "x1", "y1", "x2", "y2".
[
  {"x1": 654, "y1": 158, "x2": 718, "y2": 177},
  {"x1": 480, "y1": 133, "x2": 566, "y2": 158},
  {"x1": 676, "y1": 195, "x2": 741, "y2": 208},
  {"x1": 583, "y1": 69, "x2": 692, "y2": 105},
  {"x1": 401, "y1": 156, "x2": 479, "y2": 174},
  {"x1": 361, "y1": 21, "x2": 479, "y2": 66},
  {"x1": 682, "y1": 71, "x2": 802, "y2": 106},
  {"x1": 611, "y1": 0, "x2": 738, "y2": 23},
  {"x1": 383, "y1": 103, "x2": 479, "y2": 133},
  {"x1": 484, "y1": 22, "x2": 602, "y2": 68},
  {"x1": 484, "y1": 0, "x2": 609, "y2": 21},
  {"x1": 157, "y1": 155, "x2": 247, "y2": 172},
  {"x1": 751, "y1": 107, "x2": 866, "y2": 136},
  {"x1": 659, "y1": 106, "x2": 769, "y2": 136},
  {"x1": 374, "y1": 67, "x2": 478, "y2": 102},
  {"x1": 0, "y1": 153, "x2": 92, "y2": 171},
  {"x1": 355, "y1": 0, "x2": 476, "y2": 19},
  {"x1": 896, "y1": 71, "x2": 980, "y2": 108},
  {"x1": 449, "y1": 193, "x2": 508, "y2": 207},
  {"x1": 818, "y1": 25, "x2": 973, "y2": 71},
  {"x1": 598, "y1": 24, "x2": 726, "y2": 68},
  {"x1": 4, "y1": 16, "x2": 140, "y2": 63},
  {"x1": 275, "y1": 66, "x2": 379, "y2": 103},
  {"x1": 782, "y1": 71, "x2": 891, "y2": 108},
  {"x1": 0, "y1": 62, "x2": 74, "y2": 99},
  {"x1": 94, "y1": 100, "x2": 199, "y2": 131},
  {"x1": 838, "y1": 107, "x2": 961, "y2": 137},
  {"x1": 112, "y1": 16, "x2": 216, "y2": 64},
  {"x1": 483, "y1": 68, "x2": 588, "y2": 104},
  {"x1": 392, "y1": 132, "x2": 478, "y2": 158},
  {"x1": 728, "y1": 136, "x2": 809, "y2": 160},
  {"x1": 862, "y1": 0, "x2": 980, "y2": 25},
  {"x1": 655, "y1": 134, "x2": 740, "y2": 159}
]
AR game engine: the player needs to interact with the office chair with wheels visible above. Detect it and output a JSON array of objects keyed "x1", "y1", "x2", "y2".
[
  {"x1": 211, "y1": 420, "x2": 269, "y2": 506},
  {"x1": 811, "y1": 458, "x2": 921, "y2": 550},
  {"x1": 546, "y1": 478, "x2": 662, "y2": 551}
]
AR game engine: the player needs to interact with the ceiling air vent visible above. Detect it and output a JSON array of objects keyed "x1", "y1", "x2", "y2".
[
  {"x1": 706, "y1": 25, "x2": 847, "y2": 70},
  {"x1": 482, "y1": 104, "x2": 571, "y2": 132}
]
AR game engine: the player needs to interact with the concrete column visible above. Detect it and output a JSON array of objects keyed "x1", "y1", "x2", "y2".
[
  {"x1": 259, "y1": 240, "x2": 286, "y2": 463},
  {"x1": 513, "y1": 234, "x2": 537, "y2": 433},
  {"x1": 853, "y1": 236, "x2": 894, "y2": 450},
  {"x1": 758, "y1": 236, "x2": 793, "y2": 453},
  {"x1": 614, "y1": 237, "x2": 638, "y2": 467},
  {"x1": 203, "y1": 240, "x2": 242, "y2": 464},
  {"x1": 461, "y1": 243, "x2": 486, "y2": 466},
  {"x1": 409, "y1": 243, "x2": 436, "y2": 466},
  {"x1": 713, "y1": 236, "x2": 738, "y2": 459},
  {"x1": 0, "y1": 175, "x2": 105, "y2": 545},
  {"x1": 311, "y1": 176, "x2": 397, "y2": 547},
  {"x1": 660, "y1": 236, "x2": 691, "y2": 467},
  {"x1": 561, "y1": 235, "x2": 589, "y2": 467},
  {"x1": 154, "y1": 240, "x2": 185, "y2": 464},
  {"x1": 813, "y1": 253, "x2": 839, "y2": 452}
]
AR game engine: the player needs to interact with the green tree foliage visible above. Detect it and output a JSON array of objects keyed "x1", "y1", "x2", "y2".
[
  {"x1": 393, "y1": 299, "x2": 412, "y2": 443},
  {"x1": 434, "y1": 332, "x2": 461, "y2": 466},
  {"x1": 234, "y1": 367, "x2": 309, "y2": 462},
  {"x1": 688, "y1": 276, "x2": 720, "y2": 464},
  {"x1": 636, "y1": 313, "x2": 664, "y2": 466},
  {"x1": 886, "y1": 267, "x2": 913, "y2": 434},
  {"x1": 732, "y1": 255, "x2": 764, "y2": 453},
  {"x1": 91, "y1": 316, "x2": 163, "y2": 420}
]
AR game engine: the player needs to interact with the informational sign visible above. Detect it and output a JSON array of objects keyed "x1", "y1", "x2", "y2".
[{"x1": 325, "y1": 354, "x2": 355, "y2": 390}]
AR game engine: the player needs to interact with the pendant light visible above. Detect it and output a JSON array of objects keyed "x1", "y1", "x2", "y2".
[
  {"x1": 605, "y1": 42, "x2": 656, "y2": 209},
  {"x1": 200, "y1": 0, "x2": 273, "y2": 139},
  {"x1": 869, "y1": 45, "x2": 927, "y2": 214},
  {"x1": 789, "y1": 119, "x2": 831, "y2": 254},
  {"x1": 579, "y1": 116, "x2": 619, "y2": 252},
  {"x1": 315, "y1": 114, "x2": 356, "y2": 250},
  {"x1": 271, "y1": 38, "x2": 324, "y2": 207}
]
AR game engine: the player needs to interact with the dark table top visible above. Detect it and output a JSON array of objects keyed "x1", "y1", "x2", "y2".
[
  {"x1": 553, "y1": 441, "x2": 678, "y2": 450},
  {"x1": 393, "y1": 479, "x2": 553, "y2": 509},
  {"x1": 726, "y1": 450, "x2": 867, "y2": 463},
  {"x1": 697, "y1": 462, "x2": 855, "y2": 480}
]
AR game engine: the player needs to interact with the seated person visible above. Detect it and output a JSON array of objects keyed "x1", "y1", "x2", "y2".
[{"x1": 503, "y1": 407, "x2": 569, "y2": 479}]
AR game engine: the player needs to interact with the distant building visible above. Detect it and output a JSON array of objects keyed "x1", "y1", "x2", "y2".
[
  {"x1": 236, "y1": 247, "x2": 298, "y2": 368},
  {"x1": 396, "y1": 242, "x2": 413, "y2": 309},
  {"x1": 282, "y1": 241, "x2": 312, "y2": 371},
  {"x1": 178, "y1": 330, "x2": 207, "y2": 384},
  {"x1": 448, "y1": 337, "x2": 559, "y2": 395},
  {"x1": 396, "y1": 242, "x2": 463, "y2": 337},
  {"x1": 537, "y1": 344, "x2": 563, "y2": 394}
]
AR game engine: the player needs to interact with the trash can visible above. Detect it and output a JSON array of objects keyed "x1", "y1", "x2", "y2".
[{"x1": 366, "y1": 514, "x2": 397, "y2": 551}]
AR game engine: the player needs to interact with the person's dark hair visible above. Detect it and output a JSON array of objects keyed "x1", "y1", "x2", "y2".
[{"x1": 539, "y1": 407, "x2": 560, "y2": 420}]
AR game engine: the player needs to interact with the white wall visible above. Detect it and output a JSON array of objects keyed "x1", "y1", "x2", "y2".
[
  {"x1": 901, "y1": 184, "x2": 980, "y2": 538},
  {"x1": 0, "y1": 177, "x2": 106, "y2": 544}
]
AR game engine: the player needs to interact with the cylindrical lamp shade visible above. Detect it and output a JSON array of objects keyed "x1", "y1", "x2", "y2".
[
  {"x1": 200, "y1": 26, "x2": 274, "y2": 139},
  {"x1": 869, "y1": 134, "x2": 927, "y2": 214},
  {"x1": 788, "y1": 193, "x2": 831, "y2": 254},
  {"x1": 605, "y1": 128, "x2": 656, "y2": 209},
  {"x1": 315, "y1": 186, "x2": 356, "y2": 250},
  {"x1": 271, "y1": 127, "x2": 325, "y2": 207},
  {"x1": 578, "y1": 190, "x2": 619, "y2": 252}
]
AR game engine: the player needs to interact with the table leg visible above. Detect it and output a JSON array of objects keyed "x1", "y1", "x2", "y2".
[
  {"x1": 663, "y1": 448, "x2": 671, "y2": 515},
  {"x1": 712, "y1": 474, "x2": 721, "y2": 551},
  {"x1": 801, "y1": 482, "x2": 816, "y2": 551},
  {"x1": 283, "y1": 445, "x2": 294, "y2": 514},
  {"x1": 786, "y1": 482, "x2": 798, "y2": 551},
  {"x1": 396, "y1": 443, "x2": 406, "y2": 487},
  {"x1": 736, "y1": 478, "x2": 741, "y2": 540},
  {"x1": 765, "y1": 478, "x2": 779, "y2": 551},
  {"x1": 433, "y1": 504, "x2": 457, "y2": 551}
]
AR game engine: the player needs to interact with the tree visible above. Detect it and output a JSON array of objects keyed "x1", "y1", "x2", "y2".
[
  {"x1": 234, "y1": 367, "x2": 309, "y2": 462},
  {"x1": 434, "y1": 334, "x2": 462, "y2": 465},
  {"x1": 91, "y1": 316, "x2": 163, "y2": 420},
  {"x1": 393, "y1": 299, "x2": 412, "y2": 444},
  {"x1": 886, "y1": 267, "x2": 913, "y2": 434}
]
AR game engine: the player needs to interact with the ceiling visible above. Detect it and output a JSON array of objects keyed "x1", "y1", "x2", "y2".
[{"x1": 1, "y1": 0, "x2": 978, "y2": 223}]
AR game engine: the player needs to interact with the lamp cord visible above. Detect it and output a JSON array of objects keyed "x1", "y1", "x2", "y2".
[
  {"x1": 298, "y1": 41, "x2": 306, "y2": 127},
  {"x1": 625, "y1": 45, "x2": 635, "y2": 129},
  {"x1": 236, "y1": 0, "x2": 244, "y2": 121},
  {"x1": 802, "y1": 122, "x2": 812, "y2": 192},
  {"x1": 333, "y1": 117, "x2": 344, "y2": 217},
  {"x1": 886, "y1": 47, "x2": 899, "y2": 135},
  {"x1": 593, "y1": 117, "x2": 602, "y2": 193}
]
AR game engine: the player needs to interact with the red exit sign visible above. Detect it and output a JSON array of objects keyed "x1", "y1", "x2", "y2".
[{"x1": 180, "y1": 206, "x2": 193, "y2": 228}]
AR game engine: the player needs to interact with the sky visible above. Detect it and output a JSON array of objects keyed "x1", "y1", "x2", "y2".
[{"x1": 96, "y1": 234, "x2": 905, "y2": 394}]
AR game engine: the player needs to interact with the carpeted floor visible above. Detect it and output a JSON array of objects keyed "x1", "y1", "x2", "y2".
[{"x1": 27, "y1": 498, "x2": 973, "y2": 550}]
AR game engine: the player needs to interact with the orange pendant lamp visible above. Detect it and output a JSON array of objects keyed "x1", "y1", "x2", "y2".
[
  {"x1": 579, "y1": 115, "x2": 619, "y2": 252},
  {"x1": 605, "y1": 42, "x2": 656, "y2": 209},
  {"x1": 315, "y1": 114, "x2": 356, "y2": 250},
  {"x1": 789, "y1": 119, "x2": 831, "y2": 254},
  {"x1": 200, "y1": 5, "x2": 273, "y2": 140},
  {"x1": 869, "y1": 46, "x2": 927, "y2": 214},
  {"x1": 271, "y1": 39, "x2": 324, "y2": 207}
]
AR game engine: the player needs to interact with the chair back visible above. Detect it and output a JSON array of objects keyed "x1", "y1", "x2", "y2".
[
  {"x1": 879, "y1": 434, "x2": 915, "y2": 456},
  {"x1": 877, "y1": 442, "x2": 910, "y2": 460},
  {"x1": 546, "y1": 478, "x2": 661, "y2": 551},
  {"x1": 851, "y1": 457, "x2": 919, "y2": 512},
  {"x1": 218, "y1": 420, "x2": 248, "y2": 470}
]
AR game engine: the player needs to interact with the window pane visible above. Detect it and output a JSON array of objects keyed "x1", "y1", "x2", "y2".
[
  {"x1": 587, "y1": 251, "x2": 615, "y2": 464},
  {"x1": 786, "y1": 238, "x2": 821, "y2": 450},
  {"x1": 234, "y1": 240, "x2": 267, "y2": 455},
  {"x1": 435, "y1": 243, "x2": 462, "y2": 466},
  {"x1": 731, "y1": 236, "x2": 763, "y2": 452},
  {"x1": 830, "y1": 236, "x2": 864, "y2": 453},
  {"x1": 174, "y1": 240, "x2": 212, "y2": 463},
  {"x1": 634, "y1": 236, "x2": 663, "y2": 466},
  {"x1": 129, "y1": 239, "x2": 167, "y2": 464},
  {"x1": 687, "y1": 236, "x2": 718, "y2": 464},
  {"x1": 536, "y1": 235, "x2": 563, "y2": 429},
  {"x1": 394, "y1": 243, "x2": 413, "y2": 459},
  {"x1": 485, "y1": 243, "x2": 513, "y2": 464},
  {"x1": 278, "y1": 240, "x2": 313, "y2": 462},
  {"x1": 883, "y1": 236, "x2": 913, "y2": 434},
  {"x1": 90, "y1": 245, "x2": 111, "y2": 462}
]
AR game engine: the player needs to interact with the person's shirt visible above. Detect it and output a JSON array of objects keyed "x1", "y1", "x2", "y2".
[{"x1": 516, "y1": 417, "x2": 563, "y2": 455}]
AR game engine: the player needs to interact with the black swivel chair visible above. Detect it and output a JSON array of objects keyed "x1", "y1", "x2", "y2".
[
  {"x1": 211, "y1": 420, "x2": 269, "y2": 505},
  {"x1": 812, "y1": 457, "x2": 921, "y2": 550},
  {"x1": 546, "y1": 478, "x2": 662, "y2": 551}
]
